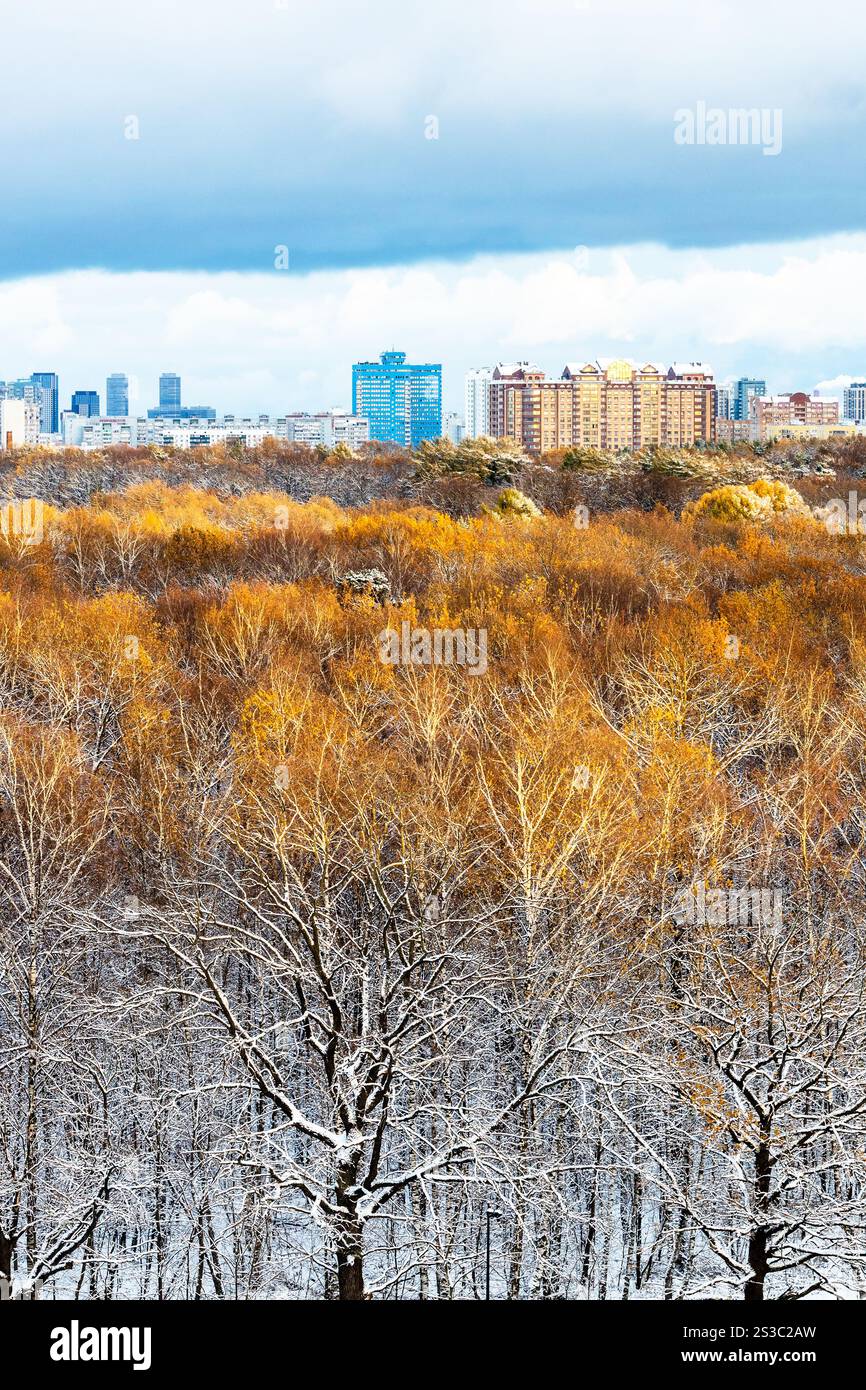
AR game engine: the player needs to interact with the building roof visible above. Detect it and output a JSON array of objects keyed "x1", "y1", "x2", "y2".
[{"x1": 669, "y1": 362, "x2": 714, "y2": 377}]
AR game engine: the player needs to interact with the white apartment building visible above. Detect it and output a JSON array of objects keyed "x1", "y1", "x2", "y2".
[
  {"x1": 714, "y1": 384, "x2": 732, "y2": 420},
  {"x1": 464, "y1": 368, "x2": 493, "y2": 438},
  {"x1": 66, "y1": 417, "x2": 274, "y2": 449},
  {"x1": 150, "y1": 424, "x2": 275, "y2": 448},
  {"x1": 283, "y1": 412, "x2": 369, "y2": 448},
  {"x1": 62, "y1": 413, "x2": 142, "y2": 447},
  {"x1": 0, "y1": 398, "x2": 41, "y2": 448},
  {"x1": 60, "y1": 410, "x2": 370, "y2": 452},
  {"x1": 843, "y1": 382, "x2": 866, "y2": 423}
]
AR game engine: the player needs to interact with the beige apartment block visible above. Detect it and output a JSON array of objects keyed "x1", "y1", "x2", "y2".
[{"x1": 490, "y1": 358, "x2": 716, "y2": 452}]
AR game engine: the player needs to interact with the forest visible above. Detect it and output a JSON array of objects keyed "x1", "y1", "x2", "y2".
[{"x1": 2, "y1": 437, "x2": 866, "y2": 1300}]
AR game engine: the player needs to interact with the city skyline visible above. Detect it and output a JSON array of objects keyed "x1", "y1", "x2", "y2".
[
  {"x1": 0, "y1": 338, "x2": 862, "y2": 428},
  {"x1": 3, "y1": 351, "x2": 862, "y2": 453}
]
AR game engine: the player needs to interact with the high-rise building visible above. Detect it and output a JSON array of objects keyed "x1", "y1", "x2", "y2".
[
  {"x1": 106, "y1": 373, "x2": 129, "y2": 415},
  {"x1": 158, "y1": 373, "x2": 182, "y2": 412},
  {"x1": 750, "y1": 392, "x2": 839, "y2": 441},
  {"x1": 663, "y1": 363, "x2": 718, "y2": 448},
  {"x1": 714, "y1": 385, "x2": 732, "y2": 420},
  {"x1": 488, "y1": 363, "x2": 548, "y2": 447},
  {"x1": 464, "y1": 368, "x2": 493, "y2": 438},
  {"x1": 444, "y1": 412, "x2": 465, "y2": 444},
  {"x1": 352, "y1": 350, "x2": 442, "y2": 447},
  {"x1": 843, "y1": 382, "x2": 866, "y2": 423},
  {"x1": 31, "y1": 372, "x2": 59, "y2": 433},
  {"x1": 71, "y1": 390, "x2": 100, "y2": 417},
  {"x1": 0, "y1": 378, "x2": 45, "y2": 408},
  {"x1": 732, "y1": 377, "x2": 767, "y2": 421},
  {"x1": 491, "y1": 359, "x2": 716, "y2": 453}
]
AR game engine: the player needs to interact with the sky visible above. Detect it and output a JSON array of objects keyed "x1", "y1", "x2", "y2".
[{"x1": 1, "y1": 0, "x2": 865, "y2": 413}]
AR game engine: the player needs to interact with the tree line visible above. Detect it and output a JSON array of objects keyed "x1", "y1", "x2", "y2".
[{"x1": 2, "y1": 480, "x2": 866, "y2": 1298}]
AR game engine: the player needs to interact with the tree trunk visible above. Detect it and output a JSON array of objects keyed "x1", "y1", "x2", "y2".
[
  {"x1": 26, "y1": 952, "x2": 40, "y2": 1278},
  {"x1": 0, "y1": 1230, "x2": 12, "y2": 1290},
  {"x1": 744, "y1": 1135, "x2": 772, "y2": 1302},
  {"x1": 336, "y1": 1218, "x2": 365, "y2": 1300},
  {"x1": 335, "y1": 1160, "x2": 365, "y2": 1300}
]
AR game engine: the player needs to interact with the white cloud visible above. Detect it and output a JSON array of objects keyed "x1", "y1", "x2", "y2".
[
  {"x1": 2, "y1": 234, "x2": 866, "y2": 414},
  {"x1": 814, "y1": 375, "x2": 854, "y2": 398}
]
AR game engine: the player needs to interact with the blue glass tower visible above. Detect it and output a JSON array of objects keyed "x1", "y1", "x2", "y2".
[
  {"x1": 159, "y1": 373, "x2": 182, "y2": 412},
  {"x1": 146, "y1": 405, "x2": 216, "y2": 420},
  {"x1": 352, "y1": 350, "x2": 442, "y2": 447},
  {"x1": 732, "y1": 377, "x2": 767, "y2": 421},
  {"x1": 106, "y1": 373, "x2": 129, "y2": 415},
  {"x1": 71, "y1": 390, "x2": 100, "y2": 417},
  {"x1": 31, "y1": 372, "x2": 59, "y2": 432}
]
